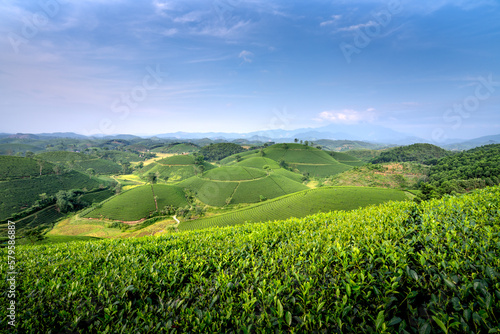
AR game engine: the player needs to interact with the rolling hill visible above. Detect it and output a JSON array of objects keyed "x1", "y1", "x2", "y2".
[
  {"x1": 223, "y1": 144, "x2": 352, "y2": 177},
  {"x1": 0, "y1": 170, "x2": 108, "y2": 221},
  {"x1": 0, "y1": 156, "x2": 55, "y2": 180},
  {"x1": 371, "y1": 143, "x2": 452, "y2": 165},
  {"x1": 36, "y1": 151, "x2": 123, "y2": 174},
  {"x1": 138, "y1": 154, "x2": 216, "y2": 182},
  {"x1": 177, "y1": 166, "x2": 307, "y2": 206},
  {"x1": 83, "y1": 184, "x2": 189, "y2": 221},
  {"x1": 178, "y1": 186, "x2": 409, "y2": 231}
]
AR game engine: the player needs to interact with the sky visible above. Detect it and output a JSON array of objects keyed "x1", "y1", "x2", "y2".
[{"x1": 0, "y1": 0, "x2": 499, "y2": 141}]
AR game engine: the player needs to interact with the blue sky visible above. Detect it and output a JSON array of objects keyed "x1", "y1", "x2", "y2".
[{"x1": 0, "y1": 0, "x2": 499, "y2": 141}]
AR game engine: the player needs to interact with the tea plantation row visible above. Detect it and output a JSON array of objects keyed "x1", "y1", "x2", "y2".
[{"x1": 1, "y1": 186, "x2": 499, "y2": 333}]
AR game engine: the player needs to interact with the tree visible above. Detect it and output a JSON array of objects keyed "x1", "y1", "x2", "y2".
[
  {"x1": 259, "y1": 149, "x2": 265, "y2": 157},
  {"x1": 25, "y1": 151, "x2": 35, "y2": 159},
  {"x1": 24, "y1": 227, "x2": 47, "y2": 245},
  {"x1": 86, "y1": 168, "x2": 95, "y2": 178},
  {"x1": 304, "y1": 141, "x2": 309, "y2": 147},
  {"x1": 121, "y1": 162, "x2": 131, "y2": 174},
  {"x1": 37, "y1": 159, "x2": 45, "y2": 176},
  {"x1": 235, "y1": 154, "x2": 242, "y2": 162},
  {"x1": 55, "y1": 190, "x2": 77, "y2": 213},
  {"x1": 294, "y1": 138, "x2": 298, "y2": 143},
  {"x1": 283, "y1": 143, "x2": 288, "y2": 149},
  {"x1": 53, "y1": 165, "x2": 62, "y2": 175},
  {"x1": 147, "y1": 172, "x2": 159, "y2": 211}
]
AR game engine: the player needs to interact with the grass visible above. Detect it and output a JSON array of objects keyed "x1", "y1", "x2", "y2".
[
  {"x1": 84, "y1": 184, "x2": 189, "y2": 221},
  {"x1": 179, "y1": 186, "x2": 408, "y2": 230},
  {"x1": 48, "y1": 216, "x2": 178, "y2": 239},
  {"x1": 326, "y1": 162, "x2": 430, "y2": 190}
]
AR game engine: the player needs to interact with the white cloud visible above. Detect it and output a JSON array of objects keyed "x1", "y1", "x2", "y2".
[
  {"x1": 317, "y1": 108, "x2": 377, "y2": 123},
  {"x1": 320, "y1": 15, "x2": 342, "y2": 26},
  {"x1": 173, "y1": 11, "x2": 205, "y2": 24},
  {"x1": 336, "y1": 20, "x2": 377, "y2": 32},
  {"x1": 239, "y1": 50, "x2": 253, "y2": 63}
]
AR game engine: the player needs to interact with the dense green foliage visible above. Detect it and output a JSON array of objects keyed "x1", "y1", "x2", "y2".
[
  {"x1": 3, "y1": 186, "x2": 499, "y2": 333},
  {"x1": 371, "y1": 143, "x2": 452, "y2": 165},
  {"x1": 199, "y1": 143, "x2": 246, "y2": 161},
  {"x1": 179, "y1": 186, "x2": 408, "y2": 230},
  {"x1": 5, "y1": 205, "x2": 64, "y2": 232},
  {"x1": 0, "y1": 171, "x2": 107, "y2": 221},
  {"x1": 84, "y1": 185, "x2": 189, "y2": 221},
  {"x1": 0, "y1": 156, "x2": 55, "y2": 180},
  {"x1": 419, "y1": 144, "x2": 500, "y2": 199}
]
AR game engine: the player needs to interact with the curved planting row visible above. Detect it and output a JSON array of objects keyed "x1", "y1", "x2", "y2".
[{"x1": 178, "y1": 186, "x2": 407, "y2": 231}]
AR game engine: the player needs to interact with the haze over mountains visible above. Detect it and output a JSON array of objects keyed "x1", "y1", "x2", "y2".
[{"x1": 2, "y1": 123, "x2": 500, "y2": 150}]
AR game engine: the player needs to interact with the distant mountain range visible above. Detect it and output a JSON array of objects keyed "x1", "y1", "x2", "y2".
[{"x1": 2, "y1": 124, "x2": 499, "y2": 150}]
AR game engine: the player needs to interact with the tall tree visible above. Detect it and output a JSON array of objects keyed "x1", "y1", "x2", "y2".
[{"x1": 147, "y1": 172, "x2": 159, "y2": 211}]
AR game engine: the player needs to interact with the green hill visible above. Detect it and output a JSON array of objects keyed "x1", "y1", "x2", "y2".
[
  {"x1": 84, "y1": 184, "x2": 189, "y2": 221},
  {"x1": 327, "y1": 152, "x2": 365, "y2": 167},
  {"x1": 0, "y1": 171, "x2": 107, "y2": 221},
  {"x1": 7, "y1": 186, "x2": 500, "y2": 333},
  {"x1": 151, "y1": 143, "x2": 199, "y2": 154},
  {"x1": 371, "y1": 143, "x2": 452, "y2": 165},
  {"x1": 36, "y1": 151, "x2": 91, "y2": 162},
  {"x1": 0, "y1": 143, "x2": 42, "y2": 155},
  {"x1": 234, "y1": 156, "x2": 280, "y2": 169},
  {"x1": 423, "y1": 144, "x2": 500, "y2": 197},
  {"x1": 0, "y1": 156, "x2": 55, "y2": 180},
  {"x1": 327, "y1": 162, "x2": 429, "y2": 190},
  {"x1": 199, "y1": 142, "x2": 246, "y2": 161},
  {"x1": 225, "y1": 144, "x2": 352, "y2": 177},
  {"x1": 179, "y1": 186, "x2": 408, "y2": 230},
  {"x1": 36, "y1": 151, "x2": 122, "y2": 174},
  {"x1": 138, "y1": 154, "x2": 216, "y2": 182},
  {"x1": 178, "y1": 166, "x2": 307, "y2": 206}
]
